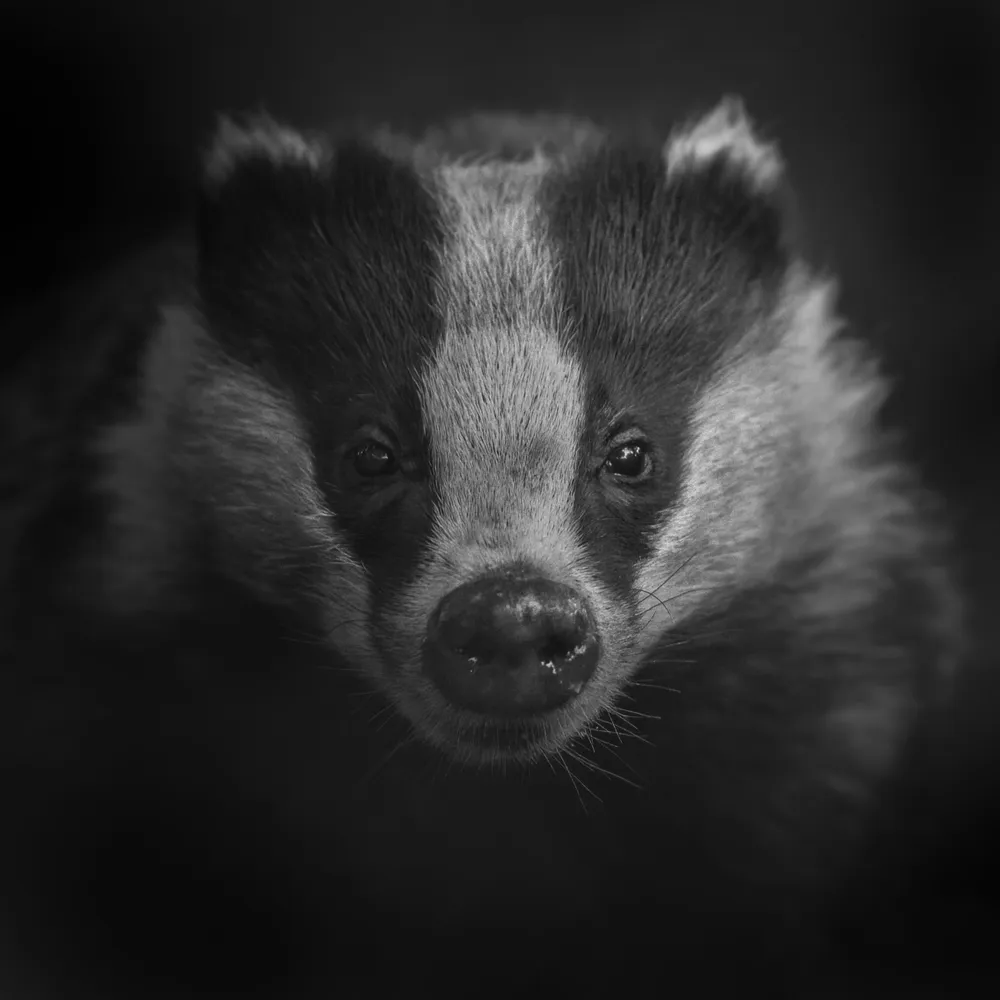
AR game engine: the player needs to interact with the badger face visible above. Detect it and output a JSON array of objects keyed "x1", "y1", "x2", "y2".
[{"x1": 106, "y1": 101, "x2": 943, "y2": 769}]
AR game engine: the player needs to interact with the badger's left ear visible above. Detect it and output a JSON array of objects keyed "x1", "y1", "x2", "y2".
[
  {"x1": 664, "y1": 96, "x2": 783, "y2": 194},
  {"x1": 196, "y1": 113, "x2": 333, "y2": 320},
  {"x1": 663, "y1": 97, "x2": 800, "y2": 267}
]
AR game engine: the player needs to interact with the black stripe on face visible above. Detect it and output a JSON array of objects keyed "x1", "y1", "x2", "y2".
[
  {"x1": 197, "y1": 136, "x2": 447, "y2": 587},
  {"x1": 545, "y1": 139, "x2": 793, "y2": 601}
]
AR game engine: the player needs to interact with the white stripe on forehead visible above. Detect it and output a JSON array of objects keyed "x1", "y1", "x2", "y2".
[
  {"x1": 431, "y1": 154, "x2": 559, "y2": 327},
  {"x1": 419, "y1": 156, "x2": 586, "y2": 560}
]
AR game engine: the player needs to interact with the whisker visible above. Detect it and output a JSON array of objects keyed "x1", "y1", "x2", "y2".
[
  {"x1": 611, "y1": 705, "x2": 662, "y2": 724},
  {"x1": 599, "y1": 712, "x2": 655, "y2": 747},
  {"x1": 636, "y1": 585, "x2": 719, "y2": 618},
  {"x1": 630, "y1": 680, "x2": 684, "y2": 694},
  {"x1": 643, "y1": 549, "x2": 703, "y2": 600},
  {"x1": 370, "y1": 703, "x2": 396, "y2": 732},
  {"x1": 556, "y1": 749, "x2": 599, "y2": 811},
  {"x1": 566, "y1": 746, "x2": 639, "y2": 791},
  {"x1": 597, "y1": 712, "x2": 619, "y2": 743},
  {"x1": 596, "y1": 739, "x2": 648, "y2": 784},
  {"x1": 321, "y1": 617, "x2": 370, "y2": 639},
  {"x1": 355, "y1": 732, "x2": 417, "y2": 788}
]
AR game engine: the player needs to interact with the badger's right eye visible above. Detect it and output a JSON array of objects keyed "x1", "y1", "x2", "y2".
[{"x1": 350, "y1": 441, "x2": 398, "y2": 477}]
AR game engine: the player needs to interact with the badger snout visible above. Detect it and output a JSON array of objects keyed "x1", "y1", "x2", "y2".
[{"x1": 423, "y1": 575, "x2": 599, "y2": 717}]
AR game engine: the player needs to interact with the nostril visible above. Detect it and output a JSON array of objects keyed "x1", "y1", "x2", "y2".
[{"x1": 423, "y1": 574, "x2": 599, "y2": 717}]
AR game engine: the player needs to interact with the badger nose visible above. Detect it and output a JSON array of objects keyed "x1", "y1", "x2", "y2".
[{"x1": 423, "y1": 575, "x2": 599, "y2": 717}]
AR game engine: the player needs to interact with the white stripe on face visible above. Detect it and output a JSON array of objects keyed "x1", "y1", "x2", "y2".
[{"x1": 420, "y1": 155, "x2": 587, "y2": 583}]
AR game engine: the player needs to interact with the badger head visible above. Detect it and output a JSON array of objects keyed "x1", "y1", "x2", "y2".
[{"x1": 99, "y1": 99, "x2": 958, "y2": 771}]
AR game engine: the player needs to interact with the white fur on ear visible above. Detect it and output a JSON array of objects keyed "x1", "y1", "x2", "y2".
[
  {"x1": 203, "y1": 113, "x2": 328, "y2": 186},
  {"x1": 664, "y1": 96, "x2": 783, "y2": 192}
]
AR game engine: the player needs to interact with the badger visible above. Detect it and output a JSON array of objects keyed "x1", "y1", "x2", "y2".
[{"x1": 0, "y1": 99, "x2": 967, "y2": 995}]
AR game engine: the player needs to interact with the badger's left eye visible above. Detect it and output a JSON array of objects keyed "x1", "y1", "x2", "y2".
[
  {"x1": 603, "y1": 441, "x2": 652, "y2": 482},
  {"x1": 351, "y1": 441, "x2": 398, "y2": 477}
]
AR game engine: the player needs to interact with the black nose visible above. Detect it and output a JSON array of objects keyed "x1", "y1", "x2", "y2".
[{"x1": 423, "y1": 575, "x2": 599, "y2": 717}]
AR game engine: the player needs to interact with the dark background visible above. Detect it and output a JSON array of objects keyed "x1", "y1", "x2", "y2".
[{"x1": 1, "y1": 1, "x2": 999, "y2": 995}]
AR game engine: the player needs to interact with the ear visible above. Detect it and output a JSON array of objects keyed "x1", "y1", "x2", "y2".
[
  {"x1": 663, "y1": 97, "x2": 800, "y2": 274},
  {"x1": 196, "y1": 113, "x2": 335, "y2": 335},
  {"x1": 664, "y1": 96, "x2": 783, "y2": 193},
  {"x1": 203, "y1": 113, "x2": 330, "y2": 188}
]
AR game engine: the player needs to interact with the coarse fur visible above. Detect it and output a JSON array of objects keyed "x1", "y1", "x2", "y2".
[{"x1": 0, "y1": 98, "x2": 969, "y2": 996}]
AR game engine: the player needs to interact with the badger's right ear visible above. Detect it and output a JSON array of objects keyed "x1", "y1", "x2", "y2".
[
  {"x1": 203, "y1": 114, "x2": 330, "y2": 189},
  {"x1": 196, "y1": 113, "x2": 334, "y2": 325}
]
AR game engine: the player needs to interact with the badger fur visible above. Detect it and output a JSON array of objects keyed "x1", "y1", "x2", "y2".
[{"x1": 1, "y1": 99, "x2": 966, "y2": 995}]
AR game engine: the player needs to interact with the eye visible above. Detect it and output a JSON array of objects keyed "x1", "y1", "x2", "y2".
[
  {"x1": 351, "y1": 441, "x2": 398, "y2": 477},
  {"x1": 602, "y1": 440, "x2": 652, "y2": 483}
]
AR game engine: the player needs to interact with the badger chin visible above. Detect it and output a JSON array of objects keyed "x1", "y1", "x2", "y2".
[{"x1": 385, "y1": 666, "x2": 614, "y2": 769}]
